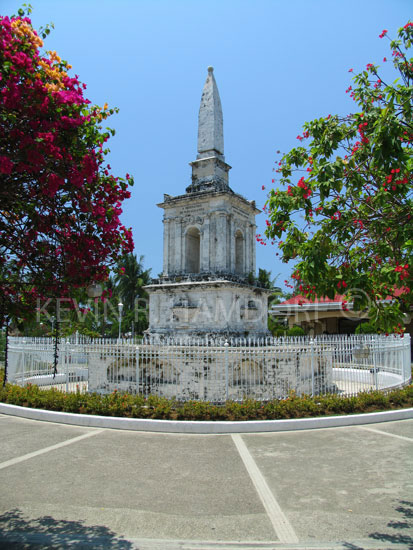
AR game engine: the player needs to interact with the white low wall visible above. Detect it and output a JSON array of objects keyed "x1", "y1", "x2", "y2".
[
  {"x1": 333, "y1": 367, "x2": 407, "y2": 391},
  {"x1": 6, "y1": 334, "x2": 411, "y2": 402}
]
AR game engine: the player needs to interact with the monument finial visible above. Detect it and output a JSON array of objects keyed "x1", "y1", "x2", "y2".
[
  {"x1": 187, "y1": 67, "x2": 231, "y2": 193},
  {"x1": 197, "y1": 66, "x2": 224, "y2": 159}
]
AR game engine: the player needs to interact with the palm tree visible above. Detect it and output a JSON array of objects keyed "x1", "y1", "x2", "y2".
[
  {"x1": 115, "y1": 254, "x2": 151, "y2": 309},
  {"x1": 114, "y1": 254, "x2": 151, "y2": 336},
  {"x1": 257, "y1": 268, "x2": 281, "y2": 303}
]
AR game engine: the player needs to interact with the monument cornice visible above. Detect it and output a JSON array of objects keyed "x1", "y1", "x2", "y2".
[
  {"x1": 144, "y1": 279, "x2": 271, "y2": 293},
  {"x1": 157, "y1": 188, "x2": 261, "y2": 215}
]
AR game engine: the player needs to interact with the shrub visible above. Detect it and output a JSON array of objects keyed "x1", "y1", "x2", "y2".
[
  {"x1": 0, "y1": 371, "x2": 412, "y2": 421},
  {"x1": 355, "y1": 322, "x2": 376, "y2": 335},
  {"x1": 287, "y1": 325, "x2": 306, "y2": 336},
  {"x1": 268, "y1": 317, "x2": 287, "y2": 337}
]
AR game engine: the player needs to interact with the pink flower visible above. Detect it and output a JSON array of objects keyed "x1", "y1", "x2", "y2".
[
  {"x1": 45, "y1": 173, "x2": 64, "y2": 197},
  {"x1": 0, "y1": 155, "x2": 13, "y2": 174}
]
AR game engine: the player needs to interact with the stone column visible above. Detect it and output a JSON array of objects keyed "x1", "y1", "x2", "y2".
[
  {"x1": 210, "y1": 214, "x2": 217, "y2": 272},
  {"x1": 229, "y1": 215, "x2": 235, "y2": 273},
  {"x1": 162, "y1": 218, "x2": 170, "y2": 275},
  {"x1": 201, "y1": 215, "x2": 210, "y2": 272},
  {"x1": 251, "y1": 223, "x2": 257, "y2": 275},
  {"x1": 175, "y1": 218, "x2": 182, "y2": 273},
  {"x1": 216, "y1": 212, "x2": 227, "y2": 271},
  {"x1": 245, "y1": 223, "x2": 250, "y2": 276}
]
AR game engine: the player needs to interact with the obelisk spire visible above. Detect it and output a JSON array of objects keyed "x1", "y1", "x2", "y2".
[
  {"x1": 197, "y1": 66, "x2": 224, "y2": 160},
  {"x1": 187, "y1": 67, "x2": 231, "y2": 193}
]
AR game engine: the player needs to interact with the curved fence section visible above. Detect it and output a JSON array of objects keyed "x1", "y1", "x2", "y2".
[{"x1": 6, "y1": 334, "x2": 411, "y2": 402}]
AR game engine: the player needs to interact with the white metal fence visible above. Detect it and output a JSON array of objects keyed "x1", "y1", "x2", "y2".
[{"x1": 6, "y1": 334, "x2": 411, "y2": 403}]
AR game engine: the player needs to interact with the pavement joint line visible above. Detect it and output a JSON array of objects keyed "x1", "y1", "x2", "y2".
[
  {"x1": 356, "y1": 425, "x2": 413, "y2": 442},
  {"x1": 0, "y1": 428, "x2": 104, "y2": 471},
  {"x1": 231, "y1": 433, "x2": 298, "y2": 544}
]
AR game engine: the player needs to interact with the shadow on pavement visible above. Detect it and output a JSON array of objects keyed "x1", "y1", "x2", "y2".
[
  {"x1": 342, "y1": 500, "x2": 413, "y2": 549},
  {"x1": 0, "y1": 508, "x2": 134, "y2": 549},
  {"x1": 368, "y1": 499, "x2": 413, "y2": 548}
]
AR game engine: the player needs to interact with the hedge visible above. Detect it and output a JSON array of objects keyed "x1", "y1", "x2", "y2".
[{"x1": 1, "y1": 370, "x2": 412, "y2": 421}]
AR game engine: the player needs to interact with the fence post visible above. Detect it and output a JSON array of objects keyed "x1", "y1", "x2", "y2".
[
  {"x1": 135, "y1": 345, "x2": 140, "y2": 395},
  {"x1": 65, "y1": 340, "x2": 69, "y2": 393},
  {"x1": 372, "y1": 337, "x2": 378, "y2": 390},
  {"x1": 310, "y1": 337, "x2": 315, "y2": 397},
  {"x1": 21, "y1": 343, "x2": 25, "y2": 387},
  {"x1": 406, "y1": 334, "x2": 411, "y2": 384},
  {"x1": 224, "y1": 339, "x2": 229, "y2": 401},
  {"x1": 3, "y1": 321, "x2": 8, "y2": 387}
]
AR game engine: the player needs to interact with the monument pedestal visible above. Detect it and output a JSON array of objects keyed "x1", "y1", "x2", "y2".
[{"x1": 146, "y1": 277, "x2": 271, "y2": 339}]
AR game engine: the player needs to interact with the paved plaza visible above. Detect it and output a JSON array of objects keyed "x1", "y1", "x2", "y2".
[{"x1": 0, "y1": 413, "x2": 412, "y2": 549}]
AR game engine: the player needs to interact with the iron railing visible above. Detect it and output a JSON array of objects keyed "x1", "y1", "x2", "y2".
[{"x1": 6, "y1": 334, "x2": 411, "y2": 403}]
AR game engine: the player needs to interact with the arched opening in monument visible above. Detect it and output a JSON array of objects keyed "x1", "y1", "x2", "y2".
[
  {"x1": 235, "y1": 230, "x2": 244, "y2": 274},
  {"x1": 185, "y1": 227, "x2": 200, "y2": 273}
]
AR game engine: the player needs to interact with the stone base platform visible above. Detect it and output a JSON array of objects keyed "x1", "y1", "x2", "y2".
[{"x1": 144, "y1": 278, "x2": 272, "y2": 339}]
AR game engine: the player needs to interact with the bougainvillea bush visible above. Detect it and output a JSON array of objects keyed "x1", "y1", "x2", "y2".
[
  {"x1": 0, "y1": 7, "x2": 134, "y2": 322},
  {"x1": 265, "y1": 23, "x2": 413, "y2": 333}
]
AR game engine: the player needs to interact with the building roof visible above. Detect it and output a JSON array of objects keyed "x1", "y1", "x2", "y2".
[
  {"x1": 282, "y1": 294, "x2": 346, "y2": 305},
  {"x1": 271, "y1": 287, "x2": 410, "y2": 314}
]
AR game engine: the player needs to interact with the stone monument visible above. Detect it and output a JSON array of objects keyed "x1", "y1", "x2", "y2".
[{"x1": 145, "y1": 67, "x2": 271, "y2": 338}]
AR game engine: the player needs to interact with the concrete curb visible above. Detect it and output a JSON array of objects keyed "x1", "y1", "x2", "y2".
[{"x1": 0, "y1": 402, "x2": 412, "y2": 433}]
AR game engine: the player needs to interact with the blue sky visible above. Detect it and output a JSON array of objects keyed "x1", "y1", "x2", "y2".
[{"x1": 3, "y1": 0, "x2": 411, "y2": 289}]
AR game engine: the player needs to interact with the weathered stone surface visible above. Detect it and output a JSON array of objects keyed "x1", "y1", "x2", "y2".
[
  {"x1": 146, "y1": 280, "x2": 270, "y2": 337},
  {"x1": 197, "y1": 66, "x2": 224, "y2": 159},
  {"x1": 157, "y1": 191, "x2": 259, "y2": 278},
  {"x1": 88, "y1": 343, "x2": 335, "y2": 402}
]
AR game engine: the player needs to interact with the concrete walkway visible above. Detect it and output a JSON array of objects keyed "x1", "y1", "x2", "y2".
[{"x1": 0, "y1": 414, "x2": 412, "y2": 549}]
